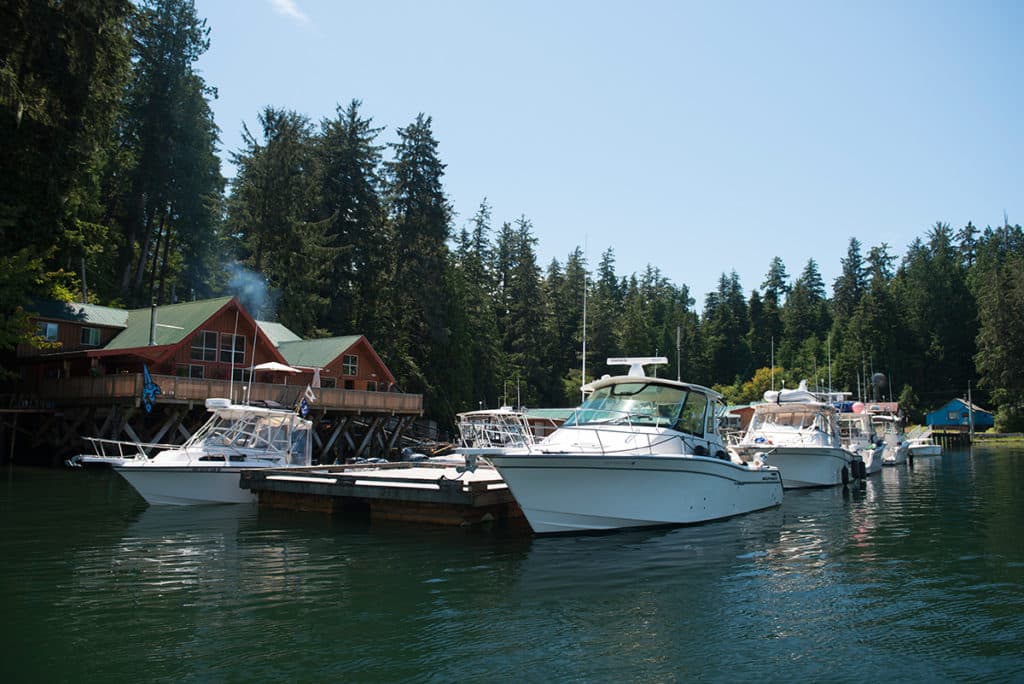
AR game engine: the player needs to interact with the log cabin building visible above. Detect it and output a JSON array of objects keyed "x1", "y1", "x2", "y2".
[{"x1": 3, "y1": 296, "x2": 423, "y2": 464}]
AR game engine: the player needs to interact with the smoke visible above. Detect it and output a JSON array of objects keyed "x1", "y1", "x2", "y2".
[{"x1": 226, "y1": 262, "x2": 280, "y2": 319}]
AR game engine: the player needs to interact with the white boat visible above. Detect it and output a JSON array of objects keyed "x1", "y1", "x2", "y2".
[
  {"x1": 838, "y1": 412, "x2": 884, "y2": 475},
  {"x1": 456, "y1": 406, "x2": 539, "y2": 449},
  {"x1": 459, "y1": 357, "x2": 783, "y2": 534},
  {"x1": 871, "y1": 413, "x2": 909, "y2": 465},
  {"x1": 907, "y1": 433, "x2": 942, "y2": 457},
  {"x1": 731, "y1": 381, "x2": 856, "y2": 488},
  {"x1": 111, "y1": 398, "x2": 313, "y2": 505}
]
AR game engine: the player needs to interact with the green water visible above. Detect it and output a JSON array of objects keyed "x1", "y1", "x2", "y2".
[{"x1": 2, "y1": 447, "x2": 1023, "y2": 683}]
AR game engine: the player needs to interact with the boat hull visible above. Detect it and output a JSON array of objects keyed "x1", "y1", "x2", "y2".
[
  {"x1": 908, "y1": 444, "x2": 941, "y2": 457},
  {"x1": 486, "y1": 453, "x2": 783, "y2": 534},
  {"x1": 734, "y1": 445, "x2": 852, "y2": 489},
  {"x1": 113, "y1": 466, "x2": 257, "y2": 505},
  {"x1": 882, "y1": 442, "x2": 909, "y2": 465}
]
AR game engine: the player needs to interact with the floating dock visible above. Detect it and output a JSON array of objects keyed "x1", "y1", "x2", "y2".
[{"x1": 240, "y1": 461, "x2": 526, "y2": 529}]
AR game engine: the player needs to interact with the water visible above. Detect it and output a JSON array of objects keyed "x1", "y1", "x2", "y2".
[{"x1": 2, "y1": 447, "x2": 1023, "y2": 683}]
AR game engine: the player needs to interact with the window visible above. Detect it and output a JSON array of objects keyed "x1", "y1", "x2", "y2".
[
  {"x1": 677, "y1": 391, "x2": 708, "y2": 436},
  {"x1": 321, "y1": 377, "x2": 336, "y2": 389},
  {"x1": 344, "y1": 379, "x2": 354, "y2": 390},
  {"x1": 37, "y1": 322, "x2": 58, "y2": 341},
  {"x1": 191, "y1": 331, "x2": 218, "y2": 361},
  {"x1": 231, "y1": 368, "x2": 252, "y2": 382},
  {"x1": 220, "y1": 334, "x2": 246, "y2": 364},
  {"x1": 176, "y1": 364, "x2": 204, "y2": 379},
  {"x1": 366, "y1": 381, "x2": 376, "y2": 392},
  {"x1": 947, "y1": 411, "x2": 959, "y2": 422},
  {"x1": 80, "y1": 327, "x2": 100, "y2": 346},
  {"x1": 343, "y1": 354, "x2": 358, "y2": 376}
]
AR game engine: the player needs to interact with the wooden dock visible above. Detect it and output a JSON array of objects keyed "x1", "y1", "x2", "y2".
[{"x1": 240, "y1": 462, "x2": 527, "y2": 529}]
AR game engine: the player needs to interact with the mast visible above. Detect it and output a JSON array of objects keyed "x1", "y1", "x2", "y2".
[{"x1": 581, "y1": 238, "x2": 588, "y2": 402}]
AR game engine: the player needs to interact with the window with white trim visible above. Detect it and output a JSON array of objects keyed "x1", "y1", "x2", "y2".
[
  {"x1": 231, "y1": 368, "x2": 253, "y2": 382},
  {"x1": 37, "y1": 322, "x2": 58, "y2": 341},
  {"x1": 321, "y1": 377, "x2": 336, "y2": 389},
  {"x1": 343, "y1": 354, "x2": 358, "y2": 376},
  {"x1": 191, "y1": 330, "x2": 218, "y2": 361},
  {"x1": 220, "y1": 334, "x2": 246, "y2": 364},
  {"x1": 80, "y1": 327, "x2": 100, "y2": 346}
]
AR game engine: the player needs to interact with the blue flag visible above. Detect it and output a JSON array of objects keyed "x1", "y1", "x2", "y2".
[
  {"x1": 299, "y1": 397, "x2": 309, "y2": 417},
  {"x1": 142, "y1": 364, "x2": 162, "y2": 413}
]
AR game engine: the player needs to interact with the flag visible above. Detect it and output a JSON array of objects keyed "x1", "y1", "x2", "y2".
[
  {"x1": 141, "y1": 363, "x2": 162, "y2": 413},
  {"x1": 304, "y1": 384, "x2": 317, "y2": 403},
  {"x1": 299, "y1": 397, "x2": 309, "y2": 417},
  {"x1": 312, "y1": 367, "x2": 321, "y2": 389}
]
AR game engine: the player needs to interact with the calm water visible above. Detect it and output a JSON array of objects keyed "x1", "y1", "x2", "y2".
[{"x1": 2, "y1": 447, "x2": 1023, "y2": 683}]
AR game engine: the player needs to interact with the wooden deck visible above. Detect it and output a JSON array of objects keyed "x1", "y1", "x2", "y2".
[
  {"x1": 36, "y1": 373, "x2": 422, "y2": 415},
  {"x1": 241, "y1": 463, "x2": 526, "y2": 528}
]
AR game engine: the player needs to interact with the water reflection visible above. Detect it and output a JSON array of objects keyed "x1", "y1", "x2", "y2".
[{"x1": 3, "y1": 449, "x2": 1024, "y2": 682}]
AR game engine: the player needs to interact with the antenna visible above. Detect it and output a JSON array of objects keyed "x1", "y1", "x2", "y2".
[
  {"x1": 581, "y1": 235, "x2": 588, "y2": 402},
  {"x1": 676, "y1": 324, "x2": 681, "y2": 382}
]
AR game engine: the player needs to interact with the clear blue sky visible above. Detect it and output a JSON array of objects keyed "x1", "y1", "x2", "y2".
[{"x1": 194, "y1": 0, "x2": 1023, "y2": 305}]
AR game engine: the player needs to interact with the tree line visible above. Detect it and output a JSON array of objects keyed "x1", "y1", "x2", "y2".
[{"x1": 3, "y1": 0, "x2": 1023, "y2": 429}]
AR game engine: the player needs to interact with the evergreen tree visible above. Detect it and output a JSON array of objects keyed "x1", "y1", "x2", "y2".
[
  {"x1": 452, "y1": 200, "x2": 501, "y2": 409},
  {"x1": 759, "y1": 256, "x2": 789, "y2": 365},
  {"x1": 780, "y1": 258, "x2": 830, "y2": 372},
  {"x1": 227, "y1": 107, "x2": 329, "y2": 333},
  {"x1": 971, "y1": 223, "x2": 1024, "y2": 428},
  {"x1": 316, "y1": 99, "x2": 386, "y2": 335},
  {"x1": 702, "y1": 271, "x2": 751, "y2": 384},
  {"x1": 0, "y1": 0, "x2": 132, "y2": 295},
  {"x1": 586, "y1": 248, "x2": 624, "y2": 378},
  {"x1": 384, "y1": 113, "x2": 453, "y2": 415},
  {"x1": 114, "y1": 0, "x2": 223, "y2": 306},
  {"x1": 893, "y1": 222, "x2": 975, "y2": 402}
]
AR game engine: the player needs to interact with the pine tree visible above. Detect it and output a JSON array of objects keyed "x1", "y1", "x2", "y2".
[
  {"x1": 114, "y1": 0, "x2": 223, "y2": 306},
  {"x1": 384, "y1": 113, "x2": 453, "y2": 415},
  {"x1": 316, "y1": 99, "x2": 386, "y2": 335},
  {"x1": 227, "y1": 107, "x2": 329, "y2": 333}
]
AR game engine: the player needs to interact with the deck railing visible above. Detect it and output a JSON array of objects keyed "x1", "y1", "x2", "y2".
[{"x1": 36, "y1": 373, "x2": 422, "y2": 414}]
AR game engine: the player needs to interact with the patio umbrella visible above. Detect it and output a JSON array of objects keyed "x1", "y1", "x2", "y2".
[{"x1": 253, "y1": 361, "x2": 301, "y2": 373}]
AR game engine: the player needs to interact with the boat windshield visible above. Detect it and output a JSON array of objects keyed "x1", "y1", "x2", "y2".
[
  {"x1": 751, "y1": 410, "x2": 827, "y2": 432},
  {"x1": 564, "y1": 382, "x2": 709, "y2": 436}
]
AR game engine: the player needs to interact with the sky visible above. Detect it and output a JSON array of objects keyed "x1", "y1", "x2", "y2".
[{"x1": 193, "y1": 0, "x2": 1023, "y2": 305}]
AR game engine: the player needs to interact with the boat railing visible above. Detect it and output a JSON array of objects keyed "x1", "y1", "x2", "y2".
[{"x1": 82, "y1": 436, "x2": 179, "y2": 460}]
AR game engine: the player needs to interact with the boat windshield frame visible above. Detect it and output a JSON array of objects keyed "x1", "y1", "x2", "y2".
[{"x1": 563, "y1": 381, "x2": 712, "y2": 437}]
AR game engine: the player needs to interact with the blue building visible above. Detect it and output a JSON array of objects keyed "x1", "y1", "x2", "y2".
[{"x1": 926, "y1": 398, "x2": 994, "y2": 430}]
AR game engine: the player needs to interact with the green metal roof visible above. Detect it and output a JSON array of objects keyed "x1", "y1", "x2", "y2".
[
  {"x1": 257, "y1": 320, "x2": 301, "y2": 347},
  {"x1": 102, "y1": 297, "x2": 233, "y2": 350},
  {"x1": 278, "y1": 335, "x2": 360, "y2": 368},
  {"x1": 29, "y1": 299, "x2": 129, "y2": 328}
]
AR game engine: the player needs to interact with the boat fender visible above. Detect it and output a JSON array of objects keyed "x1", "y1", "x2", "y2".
[
  {"x1": 715, "y1": 450, "x2": 728, "y2": 460},
  {"x1": 693, "y1": 444, "x2": 707, "y2": 456},
  {"x1": 841, "y1": 466, "x2": 850, "y2": 485}
]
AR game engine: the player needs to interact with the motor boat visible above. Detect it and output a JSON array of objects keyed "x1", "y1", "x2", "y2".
[
  {"x1": 110, "y1": 398, "x2": 313, "y2": 505},
  {"x1": 906, "y1": 433, "x2": 942, "y2": 458},
  {"x1": 458, "y1": 357, "x2": 783, "y2": 534},
  {"x1": 731, "y1": 381, "x2": 857, "y2": 488},
  {"x1": 871, "y1": 413, "x2": 909, "y2": 465},
  {"x1": 838, "y1": 412, "x2": 884, "y2": 475}
]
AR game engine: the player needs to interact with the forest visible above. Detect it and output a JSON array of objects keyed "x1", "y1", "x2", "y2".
[{"x1": 3, "y1": 0, "x2": 1024, "y2": 429}]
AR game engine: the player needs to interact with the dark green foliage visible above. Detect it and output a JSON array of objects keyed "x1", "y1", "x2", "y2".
[
  {"x1": 114, "y1": 0, "x2": 223, "y2": 306},
  {"x1": 5, "y1": 0, "x2": 1024, "y2": 425},
  {"x1": 971, "y1": 223, "x2": 1024, "y2": 414}
]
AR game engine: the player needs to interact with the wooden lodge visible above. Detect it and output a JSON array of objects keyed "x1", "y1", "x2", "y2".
[{"x1": 2, "y1": 296, "x2": 424, "y2": 465}]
